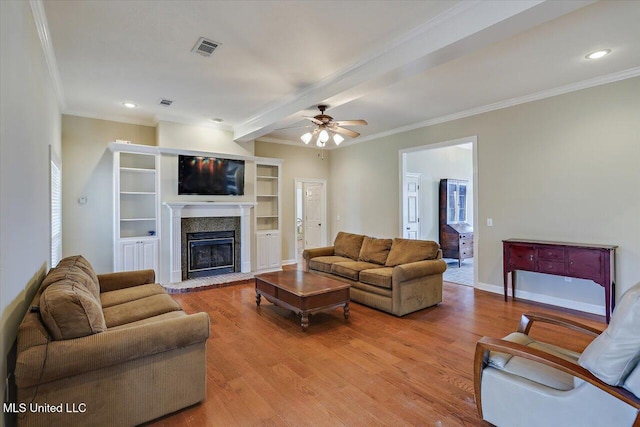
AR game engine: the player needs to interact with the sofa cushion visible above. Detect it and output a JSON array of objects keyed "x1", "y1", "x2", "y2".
[
  {"x1": 40, "y1": 282, "x2": 107, "y2": 340},
  {"x1": 42, "y1": 255, "x2": 101, "y2": 303},
  {"x1": 308, "y1": 255, "x2": 352, "y2": 273},
  {"x1": 334, "y1": 232, "x2": 365, "y2": 260},
  {"x1": 385, "y1": 238, "x2": 440, "y2": 267},
  {"x1": 109, "y1": 310, "x2": 187, "y2": 331},
  {"x1": 359, "y1": 267, "x2": 393, "y2": 289},
  {"x1": 103, "y1": 293, "x2": 182, "y2": 328},
  {"x1": 579, "y1": 282, "x2": 640, "y2": 386},
  {"x1": 100, "y1": 283, "x2": 167, "y2": 308},
  {"x1": 331, "y1": 261, "x2": 380, "y2": 281},
  {"x1": 359, "y1": 236, "x2": 393, "y2": 265}
]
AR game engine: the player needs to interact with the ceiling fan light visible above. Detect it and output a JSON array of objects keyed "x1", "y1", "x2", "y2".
[
  {"x1": 318, "y1": 129, "x2": 329, "y2": 143},
  {"x1": 300, "y1": 132, "x2": 312, "y2": 144},
  {"x1": 316, "y1": 139, "x2": 326, "y2": 148},
  {"x1": 333, "y1": 133, "x2": 344, "y2": 145}
]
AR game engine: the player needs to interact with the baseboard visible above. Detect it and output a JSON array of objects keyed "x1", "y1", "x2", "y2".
[
  {"x1": 475, "y1": 282, "x2": 606, "y2": 316},
  {"x1": 281, "y1": 259, "x2": 297, "y2": 266}
]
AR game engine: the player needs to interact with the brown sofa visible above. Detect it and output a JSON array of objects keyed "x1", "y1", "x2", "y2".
[
  {"x1": 14, "y1": 255, "x2": 209, "y2": 427},
  {"x1": 303, "y1": 232, "x2": 447, "y2": 316}
]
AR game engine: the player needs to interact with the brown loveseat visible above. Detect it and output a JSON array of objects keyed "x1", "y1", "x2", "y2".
[
  {"x1": 14, "y1": 255, "x2": 209, "y2": 427},
  {"x1": 303, "y1": 232, "x2": 447, "y2": 316}
]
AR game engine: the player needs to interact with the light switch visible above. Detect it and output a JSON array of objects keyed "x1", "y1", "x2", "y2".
[
  {"x1": 487, "y1": 218, "x2": 493, "y2": 227},
  {"x1": 78, "y1": 197, "x2": 88, "y2": 205}
]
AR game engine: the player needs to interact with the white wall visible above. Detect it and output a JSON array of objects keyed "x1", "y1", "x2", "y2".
[
  {"x1": 61, "y1": 115, "x2": 156, "y2": 273},
  {"x1": 329, "y1": 77, "x2": 640, "y2": 314},
  {"x1": 406, "y1": 145, "x2": 473, "y2": 241},
  {"x1": 156, "y1": 120, "x2": 254, "y2": 155},
  {"x1": 0, "y1": 1, "x2": 61, "y2": 421}
]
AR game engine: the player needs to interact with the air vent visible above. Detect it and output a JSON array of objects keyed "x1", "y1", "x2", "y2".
[
  {"x1": 192, "y1": 37, "x2": 219, "y2": 57},
  {"x1": 159, "y1": 99, "x2": 173, "y2": 106}
]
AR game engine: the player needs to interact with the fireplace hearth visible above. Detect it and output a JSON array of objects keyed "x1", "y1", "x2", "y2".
[{"x1": 187, "y1": 231, "x2": 234, "y2": 278}]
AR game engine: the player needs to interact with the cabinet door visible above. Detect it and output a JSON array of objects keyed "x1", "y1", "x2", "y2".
[
  {"x1": 118, "y1": 241, "x2": 138, "y2": 272},
  {"x1": 267, "y1": 232, "x2": 282, "y2": 269},
  {"x1": 508, "y1": 245, "x2": 536, "y2": 270},
  {"x1": 140, "y1": 240, "x2": 158, "y2": 274},
  {"x1": 256, "y1": 233, "x2": 269, "y2": 271},
  {"x1": 568, "y1": 248, "x2": 603, "y2": 281}
]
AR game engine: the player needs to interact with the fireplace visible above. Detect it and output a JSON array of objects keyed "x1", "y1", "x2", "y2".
[
  {"x1": 187, "y1": 231, "x2": 234, "y2": 278},
  {"x1": 180, "y1": 216, "x2": 241, "y2": 280},
  {"x1": 165, "y1": 202, "x2": 255, "y2": 283}
]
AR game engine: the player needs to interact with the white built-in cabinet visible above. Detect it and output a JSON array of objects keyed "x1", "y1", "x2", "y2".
[
  {"x1": 255, "y1": 160, "x2": 282, "y2": 271},
  {"x1": 110, "y1": 143, "x2": 160, "y2": 276}
]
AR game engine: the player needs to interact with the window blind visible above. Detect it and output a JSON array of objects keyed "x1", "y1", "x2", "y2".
[{"x1": 51, "y1": 152, "x2": 62, "y2": 267}]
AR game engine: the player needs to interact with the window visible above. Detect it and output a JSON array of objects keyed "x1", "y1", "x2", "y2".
[{"x1": 50, "y1": 148, "x2": 62, "y2": 268}]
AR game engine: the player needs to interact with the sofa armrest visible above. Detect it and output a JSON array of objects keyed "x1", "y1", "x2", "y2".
[
  {"x1": 15, "y1": 312, "x2": 210, "y2": 388},
  {"x1": 392, "y1": 259, "x2": 447, "y2": 283},
  {"x1": 98, "y1": 269, "x2": 156, "y2": 292},
  {"x1": 302, "y1": 246, "x2": 335, "y2": 271}
]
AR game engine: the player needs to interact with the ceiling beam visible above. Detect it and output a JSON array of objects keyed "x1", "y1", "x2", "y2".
[{"x1": 233, "y1": 0, "x2": 594, "y2": 143}]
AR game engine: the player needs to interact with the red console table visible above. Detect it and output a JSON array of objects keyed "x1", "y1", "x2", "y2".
[{"x1": 503, "y1": 239, "x2": 617, "y2": 323}]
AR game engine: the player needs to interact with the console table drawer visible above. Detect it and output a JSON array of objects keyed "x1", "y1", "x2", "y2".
[
  {"x1": 538, "y1": 247, "x2": 565, "y2": 261},
  {"x1": 538, "y1": 260, "x2": 565, "y2": 275},
  {"x1": 568, "y1": 248, "x2": 603, "y2": 280}
]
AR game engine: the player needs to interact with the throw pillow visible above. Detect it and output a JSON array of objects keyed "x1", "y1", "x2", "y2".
[
  {"x1": 385, "y1": 238, "x2": 440, "y2": 267},
  {"x1": 40, "y1": 281, "x2": 107, "y2": 340},
  {"x1": 359, "y1": 236, "x2": 393, "y2": 265},
  {"x1": 334, "y1": 232, "x2": 365, "y2": 260}
]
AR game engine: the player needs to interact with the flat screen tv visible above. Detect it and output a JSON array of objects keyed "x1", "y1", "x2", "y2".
[{"x1": 178, "y1": 155, "x2": 245, "y2": 196}]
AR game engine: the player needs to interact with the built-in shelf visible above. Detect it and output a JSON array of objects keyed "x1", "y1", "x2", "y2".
[
  {"x1": 121, "y1": 218, "x2": 156, "y2": 222},
  {"x1": 255, "y1": 161, "x2": 282, "y2": 271},
  {"x1": 120, "y1": 167, "x2": 155, "y2": 173}
]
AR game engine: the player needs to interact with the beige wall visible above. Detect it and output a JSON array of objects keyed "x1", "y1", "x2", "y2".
[
  {"x1": 329, "y1": 77, "x2": 640, "y2": 313},
  {"x1": 1, "y1": 1, "x2": 61, "y2": 420},
  {"x1": 255, "y1": 141, "x2": 331, "y2": 262},
  {"x1": 406, "y1": 145, "x2": 474, "y2": 241},
  {"x1": 61, "y1": 115, "x2": 156, "y2": 273}
]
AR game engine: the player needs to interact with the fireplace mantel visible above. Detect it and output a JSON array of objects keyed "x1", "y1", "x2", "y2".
[{"x1": 164, "y1": 202, "x2": 256, "y2": 282}]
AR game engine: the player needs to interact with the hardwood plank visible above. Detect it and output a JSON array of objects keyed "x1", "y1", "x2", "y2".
[{"x1": 149, "y1": 271, "x2": 605, "y2": 427}]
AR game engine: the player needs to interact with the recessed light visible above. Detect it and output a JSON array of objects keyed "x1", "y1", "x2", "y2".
[
  {"x1": 122, "y1": 102, "x2": 137, "y2": 108},
  {"x1": 210, "y1": 118, "x2": 223, "y2": 123},
  {"x1": 585, "y1": 49, "x2": 611, "y2": 60}
]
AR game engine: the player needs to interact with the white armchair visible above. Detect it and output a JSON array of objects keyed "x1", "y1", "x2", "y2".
[{"x1": 474, "y1": 283, "x2": 640, "y2": 427}]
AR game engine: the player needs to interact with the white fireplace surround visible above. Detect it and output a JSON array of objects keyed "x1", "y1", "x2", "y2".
[{"x1": 164, "y1": 202, "x2": 256, "y2": 283}]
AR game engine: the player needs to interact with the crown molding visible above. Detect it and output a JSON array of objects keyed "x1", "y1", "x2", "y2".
[
  {"x1": 347, "y1": 67, "x2": 640, "y2": 148},
  {"x1": 63, "y1": 110, "x2": 157, "y2": 127},
  {"x1": 29, "y1": 0, "x2": 65, "y2": 110}
]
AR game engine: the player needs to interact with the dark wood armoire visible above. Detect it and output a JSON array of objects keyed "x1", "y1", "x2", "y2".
[{"x1": 439, "y1": 179, "x2": 473, "y2": 267}]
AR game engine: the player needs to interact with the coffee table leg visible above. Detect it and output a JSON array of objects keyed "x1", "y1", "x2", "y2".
[
  {"x1": 301, "y1": 313, "x2": 309, "y2": 331},
  {"x1": 255, "y1": 292, "x2": 261, "y2": 306},
  {"x1": 344, "y1": 302, "x2": 350, "y2": 319}
]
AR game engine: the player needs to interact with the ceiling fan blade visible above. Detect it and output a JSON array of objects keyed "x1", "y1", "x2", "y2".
[
  {"x1": 304, "y1": 117, "x2": 324, "y2": 125},
  {"x1": 333, "y1": 120, "x2": 368, "y2": 126},
  {"x1": 333, "y1": 126, "x2": 360, "y2": 138}
]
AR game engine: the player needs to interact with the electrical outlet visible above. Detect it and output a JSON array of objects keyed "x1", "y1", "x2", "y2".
[
  {"x1": 564, "y1": 277, "x2": 572, "y2": 282},
  {"x1": 337, "y1": 214, "x2": 341, "y2": 221},
  {"x1": 487, "y1": 218, "x2": 493, "y2": 227}
]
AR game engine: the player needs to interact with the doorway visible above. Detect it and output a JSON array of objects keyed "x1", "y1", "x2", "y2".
[
  {"x1": 399, "y1": 136, "x2": 478, "y2": 287},
  {"x1": 294, "y1": 179, "x2": 328, "y2": 262}
]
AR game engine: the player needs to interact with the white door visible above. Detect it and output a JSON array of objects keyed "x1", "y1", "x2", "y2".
[
  {"x1": 256, "y1": 233, "x2": 269, "y2": 271},
  {"x1": 303, "y1": 182, "x2": 324, "y2": 249},
  {"x1": 140, "y1": 240, "x2": 158, "y2": 274},
  {"x1": 267, "y1": 232, "x2": 282, "y2": 269},
  {"x1": 403, "y1": 173, "x2": 421, "y2": 239},
  {"x1": 118, "y1": 240, "x2": 138, "y2": 271}
]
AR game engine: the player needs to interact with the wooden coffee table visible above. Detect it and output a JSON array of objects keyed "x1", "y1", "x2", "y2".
[{"x1": 255, "y1": 270, "x2": 350, "y2": 331}]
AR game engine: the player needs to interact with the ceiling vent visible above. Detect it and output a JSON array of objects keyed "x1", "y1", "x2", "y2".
[
  {"x1": 159, "y1": 98, "x2": 173, "y2": 106},
  {"x1": 192, "y1": 37, "x2": 219, "y2": 57}
]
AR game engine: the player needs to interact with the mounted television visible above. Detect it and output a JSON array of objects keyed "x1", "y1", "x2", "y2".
[{"x1": 178, "y1": 155, "x2": 245, "y2": 196}]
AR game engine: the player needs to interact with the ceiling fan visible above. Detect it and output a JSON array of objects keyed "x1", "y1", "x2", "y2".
[{"x1": 297, "y1": 105, "x2": 367, "y2": 147}]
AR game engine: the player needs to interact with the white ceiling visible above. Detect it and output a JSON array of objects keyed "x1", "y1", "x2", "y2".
[{"x1": 42, "y1": 0, "x2": 640, "y2": 147}]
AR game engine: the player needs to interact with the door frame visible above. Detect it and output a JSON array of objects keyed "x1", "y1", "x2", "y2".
[
  {"x1": 398, "y1": 135, "x2": 478, "y2": 286},
  {"x1": 294, "y1": 178, "x2": 328, "y2": 263}
]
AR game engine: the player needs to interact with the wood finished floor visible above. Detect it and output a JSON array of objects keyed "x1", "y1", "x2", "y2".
[{"x1": 148, "y1": 269, "x2": 604, "y2": 427}]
